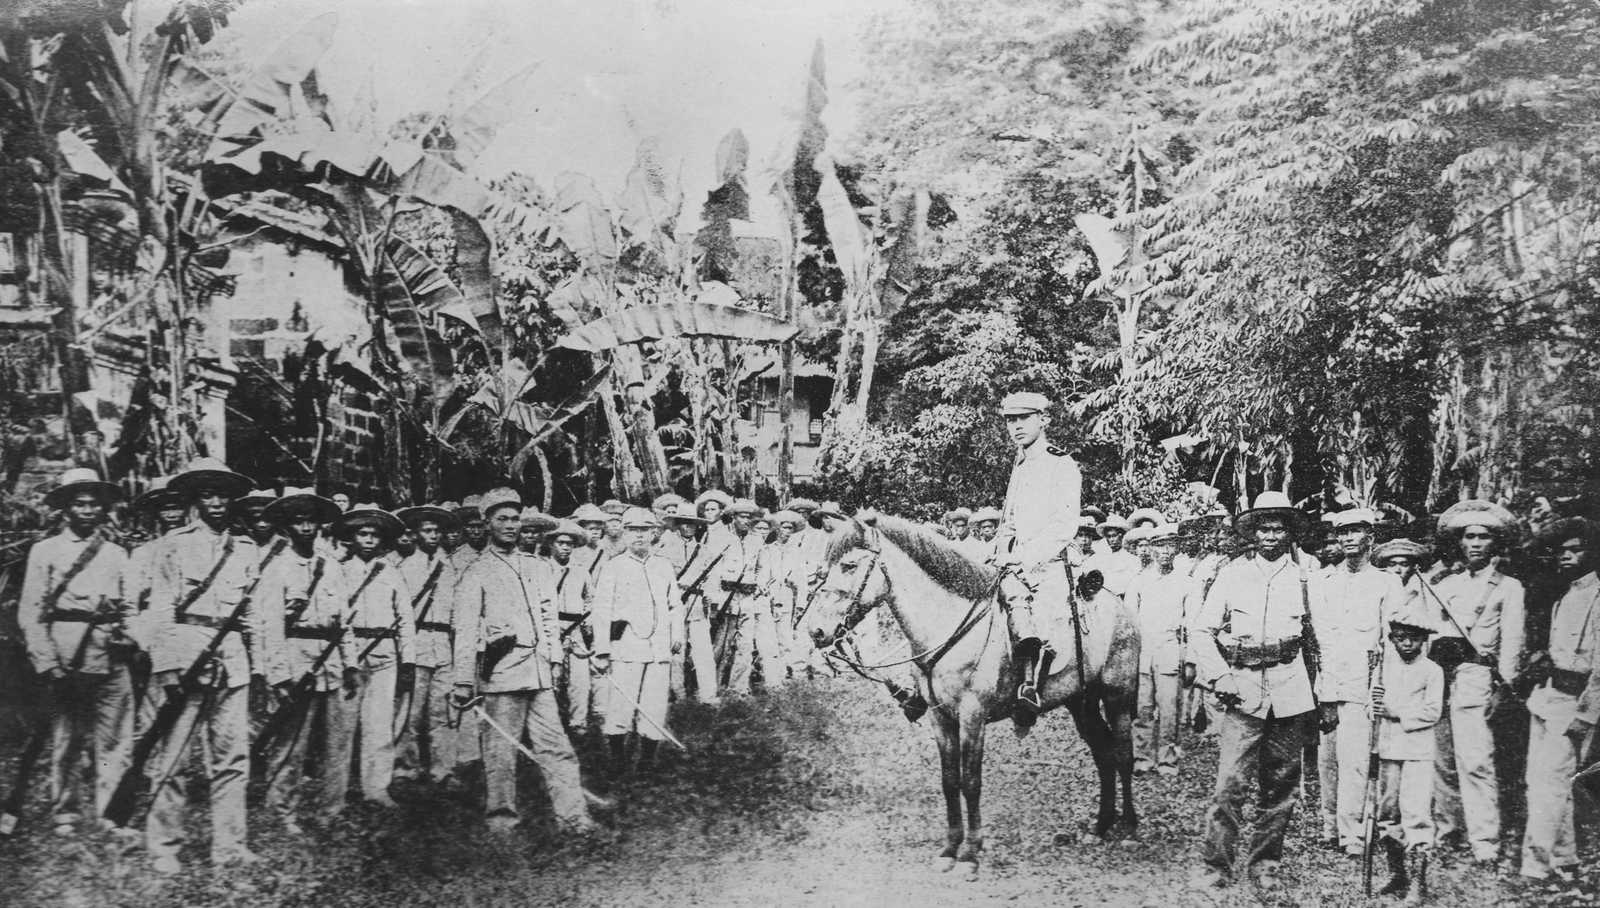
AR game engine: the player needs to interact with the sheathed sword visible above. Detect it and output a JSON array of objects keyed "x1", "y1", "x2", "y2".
[
  {"x1": 600, "y1": 672, "x2": 687, "y2": 751},
  {"x1": 459, "y1": 694, "x2": 613, "y2": 810}
]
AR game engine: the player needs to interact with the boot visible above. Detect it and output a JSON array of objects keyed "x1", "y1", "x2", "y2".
[
  {"x1": 638, "y1": 738, "x2": 661, "y2": 774},
  {"x1": 1013, "y1": 638, "x2": 1043, "y2": 727},
  {"x1": 886, "y1": 680, "x2": 928, "y2": 723},
  {"x1": 1404, "y1": 848, "x2": 1427, "y2": 905},
  {"x1": 1377, "y1": 837, "x2": 1408, "y2": 896},
  {"x1": 607, "y1": 735, "x2": 629, "y2": 777}
]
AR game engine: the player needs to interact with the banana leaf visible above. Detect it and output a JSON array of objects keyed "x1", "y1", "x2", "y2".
[
  {"x1": 374, "y1": 237, "x2": 460, "y2": 381},
  {"x1": 508, "y1": 366, "x2": 613, "y2": 478},
  {"x1": 553, "y1": 299, "x2": 799, "y2": 353}
]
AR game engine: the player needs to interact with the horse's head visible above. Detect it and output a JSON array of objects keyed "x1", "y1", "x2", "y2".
[{"x1": 804, "y1": 511, "x2": 892, "y2": 650}]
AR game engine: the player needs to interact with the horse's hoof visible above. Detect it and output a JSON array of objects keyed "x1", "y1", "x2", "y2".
[
  {"x1": 935, "y1": 857, "x2": 956, "y2": 873},
  {"x1": 958, "y1": 860, "x2": 979, "y2": 882}
]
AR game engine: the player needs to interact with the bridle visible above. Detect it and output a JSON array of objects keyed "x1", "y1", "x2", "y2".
[{"x1": 813, "y1": 526, "x2": 997, "y2": 679}]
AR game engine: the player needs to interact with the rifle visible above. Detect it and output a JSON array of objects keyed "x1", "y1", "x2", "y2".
[
  {"x1": 1415, "y1": 572, "x2": 1517, "y2": 714},
  {"x1": 102, "y1": 569, "x2": 256, "y2": 827},
  {"x1": 0, "y1": 602, "x2": 103, "y2": 836},
  {"x1": 1360, "y1": 644, "x2": 1387, "y2": 896},
  {"x1": 252, "y1": 558, "x2": 386, "y2": 766}
]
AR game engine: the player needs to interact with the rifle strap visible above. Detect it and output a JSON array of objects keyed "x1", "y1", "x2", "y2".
[
  {"x1": 174, "y1": 534, "x2": 237, "y2": 623},
  {"x1": 285, "y1": 555, "x2": 329, "y2": 631},
  {"x1": 39, "y1": 534, "x2": 107, "y2": 619},
  {"x1": 411, "y1": 561, "x2": 445, "y2": 625}
]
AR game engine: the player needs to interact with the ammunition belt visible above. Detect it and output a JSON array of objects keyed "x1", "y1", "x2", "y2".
[
  {"x1": 44, "y1": 609, "x2": 118, "y2": 625},
  {"x1": 351, "y1": 627, "x2": 396, "y2": 640},
  {"x1": 178, "y1": 614, "x2": 245, "y2": 631},
  {"x1": 285, "y1": 627, "x2": 341, "y2": 641},
  {"x1": 557, "y1": 611, "x2": 588, "y2": 622},
  {"x1": 1220, "y1": 636, "x2": 1302, "y2": 669},
  {"x1": 1428, "y1": 636, "x2": 1495, "y2": 673},
  {"x1": 1548, "y1": 667, "x2": 1591, "y2": 697},
  {"x1": 720, "y1": 580, "x2": 757, "y2": 594},
  {"x1": 417, "y1": 621, "x2": 452, "y2": 634}
]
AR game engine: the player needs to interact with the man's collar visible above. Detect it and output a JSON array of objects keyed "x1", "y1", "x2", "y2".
[
  {"x1": 1015, "y1": 433, "x2": 1051, "y2": 462},
  {"x1": 1571, "y1": 571, "x2": 1598, "y2": 590}
]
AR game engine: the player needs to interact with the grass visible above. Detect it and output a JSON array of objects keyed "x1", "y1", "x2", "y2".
[{"x1": 3, "y1": 677, "x2": 1597, "y2": 907}]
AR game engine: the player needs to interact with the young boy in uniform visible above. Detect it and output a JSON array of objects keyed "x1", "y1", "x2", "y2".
[{"x1": 1371, "y1": 605, "x2": 1444, "y2": 904}]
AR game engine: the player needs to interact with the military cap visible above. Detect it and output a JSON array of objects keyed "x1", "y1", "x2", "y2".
[
  {"x1": 1128, "y1": 507, "x2": 1166, "y2": 529},
  {"x1": 266, "y1": 487, "x2": 341, "y2": 525},
  {"x1": 972, "y1": 506, "x2": 1003, "y2": 526},
  {"x1": 999, "y1": 391, "x2": 1049, "y2": 416},
  {"x1": 1328, "y1": 507, "x2": 1379, "y2": 529},
  {"x1": 1372, "y1": 538, "x2": 1427, "y2": 566},
  {"x1": 478, "y1": 487, "x2": 522, "y2": 518},
  {"x1": 456, "y1": 494, "x2": 484, "y2": 522},
  {"x1": 44, "y1": 467, "x2": 122, "y2": 509},
  {"x1": 334, "y1": 503, "x2": 404, "y2": 540},
  {"x1": 1387, "y1": 598, "x2": 1437, "y2": 636},
  {"x1": 1234, "y1": 491, "x2": 1306, "y2": 537},
  {"x1": 600, "y1": 499, "x2": 628, "y2": 517},
  {"x1": 169, "y1": 456, "x2": 253, "y2": 499},
  {"x1": 571, "y1": 503, "x2": 609, "y2": 524},
  {"x1": 621, "y1": 506, "x2": 661, "y2": 529},
  {"x1": 519, "y1": 508, "x2": 560, "y2": 533}
]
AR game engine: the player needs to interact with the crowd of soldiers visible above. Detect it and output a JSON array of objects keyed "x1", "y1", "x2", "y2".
[
  {"x1": 6, "y1": 417, "x2": 1598, "y2": 901},
  {"x1": 7, "y1": 459, "x2": 841, "y2": 874}
]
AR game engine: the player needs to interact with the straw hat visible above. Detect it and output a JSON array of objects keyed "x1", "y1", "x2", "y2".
[
  {"x1": 133, "y1": 475, "x2": 186, "y2": 512},
  {"x1": 333, "y1": 503, "x2": 404, "y2": 540},
  {"x1": 1372, "y1": 538, "x2": 1427, "y2": 566},
  {"x1": 547, "y1": 519, "x2": 588, "y2": 543},
  {"x1": 1098, "y1": 514, "x2": 1130, "y2": 536},
  {"x1": 621, "y1": 507, "x2": 661, "y2": 529},
  {"x1": 726, "y1": 498, "x2": 761, "y2": 517},
  {"x1": 571, "y1": 503, "x2": 609, "y2": 524},
  {"x1": 265, "y1": 487, "x2": 341, "y2": 525},
  {"x1": 168, "y1": 457, "x2": 252, "y2": 499},
  {"x1": 44, "y1": 467, "x2": 122, "y2": 509},
  {"x1": 478, "y1": 488, "x2": 522, "y2": 518},
  {"x1": 519, "y1": 508, "x2": 560, "y2": 534},
  {"x1": 695, "y1": 489, "x2": 734, "y2": 513},
  {"x1": 1128, "y1": 507, "x2": 1166, "y2": 529},
  {"x1": 397, "y1": 504, "x2": 460, "y2": 531},
  {"x1": 1436, "y1": 499, "x2": 1517, "y2": 536},
  {"x1": 972, "y1": 506, "x2": 1003, "y2": 526},
  {"x1": 1234, "y1": 491, "x2": 1306, "y2": 537}
]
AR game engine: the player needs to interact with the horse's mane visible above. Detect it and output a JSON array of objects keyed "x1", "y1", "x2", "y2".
[{"x1": 824, "y1": 514, "x2": 999, "y2": 600}]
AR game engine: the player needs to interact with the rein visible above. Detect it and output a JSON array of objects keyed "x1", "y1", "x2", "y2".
[{"x1": 820, "y1": 529, "x2": 999, "y2": 680}]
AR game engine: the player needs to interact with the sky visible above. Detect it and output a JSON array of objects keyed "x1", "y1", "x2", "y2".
[{"x1": 217, "y1": 0, "x2": 900, "y2": 230}]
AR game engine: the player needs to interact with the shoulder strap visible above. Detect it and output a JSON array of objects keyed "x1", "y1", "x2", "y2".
[
  {"x1": 286, "y1": 555, "x2": 329, "y2": 629},
  {"x1": 411, "y1": 560, "x2": 446, "y2": 624},
  {"x1": 175, "y1": 534, "x2": 237, "y2": 621},
  {"x1": 556, "y1": 564, "x2": 571, "y2": 596},
  {"x1": 39, "y1": 534, "x2": 107, "y2": 619}
]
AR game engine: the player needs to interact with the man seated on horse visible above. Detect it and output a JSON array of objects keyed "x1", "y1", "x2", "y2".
[{"x1": 991, "y1": 391, "x2": 1082, "y2": 726}]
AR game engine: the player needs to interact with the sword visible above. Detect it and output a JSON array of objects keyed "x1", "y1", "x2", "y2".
[
  {"x1": 600, "y1": 671, "x2": 687, "y2": 751},
  {"x1": 461, "y1": 695, "x2": 614, "y2": 810}
]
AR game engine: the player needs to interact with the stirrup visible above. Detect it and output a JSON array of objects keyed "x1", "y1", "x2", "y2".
[{"x1": 1016, "y1": 681, "x2": 1042, "y2": 711}]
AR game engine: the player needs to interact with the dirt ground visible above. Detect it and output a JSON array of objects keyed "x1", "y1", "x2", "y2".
[{"x1": 3, "y1": 677, "x2": 1596, "y2": 907}]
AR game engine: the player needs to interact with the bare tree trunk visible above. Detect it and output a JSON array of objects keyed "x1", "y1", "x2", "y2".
[{"x1": 854, "y1": 317, "x2": 879, "y2": 415}]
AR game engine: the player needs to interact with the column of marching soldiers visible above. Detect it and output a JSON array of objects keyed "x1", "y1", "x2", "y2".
[
  {"x1": 9, "y1": 456, "x2": 1599, "y2": 899},
  {"x1": 6, "y1": 458, "x2": 840, "y2": 874},
  {"x1": 927, "y1": 496, "x2": 1597, "y2": 901}
]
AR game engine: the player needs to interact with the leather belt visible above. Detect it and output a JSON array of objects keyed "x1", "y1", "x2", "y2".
[
  {"x1": 1548, "y1": 667, "x2": 1590, "y2": 697},
  {"x1": 179, "y1": 614, "x2": 245, "y2": 631},
  {"x1": 417, "y1": 621, "x2": 451, "y2": 633},
  {"x1": 1220, "y1": 636, "x2": 1302, "y2": 669},
  {"x1": 720, "y1": 580, "x2": 756, "y2": 594},
  {"x1": 352, "y1": 627, "x2": 395, "y2": 639},
  {"x1": 285, "y1": 627, "x2": 341, "y2": 641},
  {"x1": 558, "y1": 611, "x2": 588, "y2": 622},
  {"x1": 45, "y1": 610, "x2": 117, "y2": 625}
]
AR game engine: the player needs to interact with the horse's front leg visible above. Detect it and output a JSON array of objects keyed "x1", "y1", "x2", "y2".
[
  {"x1": 954, "y1": 697, "x2": 986, "y2": 881},
  {"x1": 931, "y1": 705, "x2": 963, "y2": 871}
]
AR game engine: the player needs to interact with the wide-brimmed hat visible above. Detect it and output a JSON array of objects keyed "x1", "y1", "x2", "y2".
[
  {"x1": 1144, "y1": 523, "x2": 1179, "y2": 542},
  {"x1": 571, "y1": 503, "x2": 609, "y2": 524},
  {"x1": 1533, "y1": 516, "x2": 1596, "y2": 553},
  {"x1": 816, "y1": 501, "x2": 847, "y2": 520},
  {"x1": 972, "y1": 506, "x2": 1003, "y2": 526},
  {"x1": 1372, "y1": 537, "x2": 1427, "y2": 566},
  {"x1": 478, "y1": 487, "x2": 522, "y2": 518},
  {"x1": 943, "y1": 507, "x2": 974, "y2": 523},
  {"x1": 726, "y1": 498, "x2": 761, "y2": 517},
  {"x1": 1098, "y1": 514, "x2": 1129, "y2": 535},
  {"x1": 1436, "y1": 499, "x2": 1517, "y2": 536},
  {"x1": 1328, "y1": 507, "x2": 1379, "y2": 529},
  {"x1": 1080, "y1": 505, "x2": 1107, "y2": 524},
  {"x1": 1123, "y1": 525, "x2": 1154, "y2": 547},
  {"x1": 44, "y1": 467, "x2": 122, "y2": 509},
  {"x1": 397, "y1": 504, "x2": 460, "y2": 531},
  {"x1": 1128, "y1": 507, "x2": 1166, "y2": 528},
  {"x1": 134, "y1": 475, "x2": 188, "y2": 512},
  {"x1": 334, "y1": 503, "x2": 404, "y2": 540},
  {"x1": 784, "y1": 497, "x2": 820, "y2": 513},
  {"x1": 695, "y1": 489, "x2": 733, "y2": 513},
  {"x1": 169, "y1": 457, "x2": 253, "y2": 499},
  {"x1": 231, "y1": 489, "x2": 278, "y2": 519},
  {"x1": 519, "y1": 508, "x2": 560, "y2": 533},
  {"x1": 456, "y1": 494, "x2": 485, "y2": 522},
  {"x1": 546, "y1": 519, "x2": 588, "y2": 543},
  {"x1": 668, "y1": 511, "x2": 708, "y2": 525},
  {"x1": 621, "y1": 506, "x2": 661, "y2": 529},
  {"x1": 651, "y1": 493, "x2": 688, "y2": 513},
  {"x1": 1234, "y1": 491, "x2": 1306, "y2": 537},
  {"x1": 265, "y1": 487, "x2": 341, "y2": 525},
  {"x1": 771, "y1": 509, "x2": 804, "y2": 527}
]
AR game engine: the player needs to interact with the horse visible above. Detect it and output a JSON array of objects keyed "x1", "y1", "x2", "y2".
[{"x1": 803, "y1": 512, "x2": 1141, "y2": 881}]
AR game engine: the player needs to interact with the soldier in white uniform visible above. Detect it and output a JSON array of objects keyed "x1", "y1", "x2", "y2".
[
  {"x1": 1424, "y1": 499, "x2": 1525, "y2": 865},
  {"x1": 593, "y1": 508, "x2": 684, "y2": 775},
  {"x1": 717, "y1": 499, "x2": 776, "y2": 696},
  {"x1": 392, "y1": 503, "x2": 461, "y2": 784},
  {"x1": 991, "y1": 391, "x2": 1081, "y2": 725},
  {"x1": 1317, "y1": 508, "x2": 1407, "y2": 854},
  {"x1": 136, "y1": 458, "x2": 263, "y2": 874},
  {"x1": 546, "y1": 519, "x2": 599, "y2": 732},
  {"x1": 1127, "y1": 523, "x2": 1187, "y2": 774},
  {"x1": 18, "y1": 468, "x2": 132, "y2": 834},
  {"x1": 1518, "y1": 517, "x2": 1598, "y2": 882},
  {"x1": 1087, "y1": 514, "x2": 1140, "y2": 597}
]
